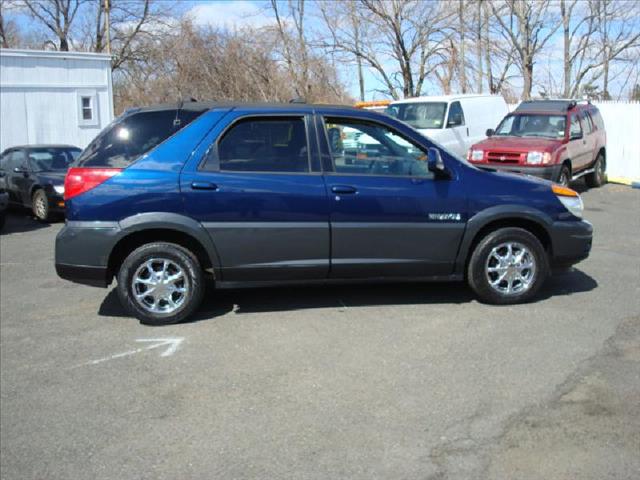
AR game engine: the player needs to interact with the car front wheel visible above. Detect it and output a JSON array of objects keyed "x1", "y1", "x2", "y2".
[
  {"x1": 32, "y1": 189, "x2": 50, "y2": 222},
  {"x1": 467, "y1": 227, "x2": 548, "y2": 305},
  {"x1": 117, "y1": 242, "x2": 204, "y2": 325}
]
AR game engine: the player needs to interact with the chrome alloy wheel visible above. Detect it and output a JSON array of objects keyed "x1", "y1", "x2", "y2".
[
  {"x1": 485, "y1": 242, "x2": 536, "y2": 295},
  {"x1": 34, "y1": 195, "x2": 47, "y2": 219},
  {"x1": 132, "y1": 258, "x2": 189, "y2": 314}
]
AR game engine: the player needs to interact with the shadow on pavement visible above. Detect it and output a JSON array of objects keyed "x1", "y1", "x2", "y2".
[
  {"x1": 98, "y1": 268, "x2": 598, "y2": 324},
  {"x1": 0, "y1": 211, "x2": 56, "y2": 235}
]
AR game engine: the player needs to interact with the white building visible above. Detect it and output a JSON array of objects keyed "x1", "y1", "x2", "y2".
[{"x1": 0, "y1": 48, "x2": 113, "y2": 152}]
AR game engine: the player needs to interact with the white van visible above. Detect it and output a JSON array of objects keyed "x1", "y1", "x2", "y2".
[{"x1": 386, "y1": 94, "x2": 508, "y2": 158}]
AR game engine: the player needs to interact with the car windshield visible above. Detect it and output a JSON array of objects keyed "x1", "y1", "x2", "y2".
[
  {"x1": 385, "y1": 102, "x2": 447, "y2": 130},
  {"x1": 28, "y1": 148, "x2": 80, "y2": 172},
  {"x1": 495, "y1": 114, "x2": 566, "y2": 139}
]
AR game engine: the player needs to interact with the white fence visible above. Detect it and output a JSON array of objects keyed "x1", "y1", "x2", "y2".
[{"x1": 508, "y1": 101, "x2": 640, "y2": 181}]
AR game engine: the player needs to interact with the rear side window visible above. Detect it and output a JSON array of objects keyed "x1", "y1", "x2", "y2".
[
  {"x1": 570, "y1": 113, "x2": 582, "y2": 138},
  {"x1": 75, "y1": 109, "x2": 204, "y2": 168},
  {"x1": 205, "y1": 117, "x2": 309, "y2": 173},
  {"x1": 581, "y1": 112, "x2": 594, "y2": 134}
]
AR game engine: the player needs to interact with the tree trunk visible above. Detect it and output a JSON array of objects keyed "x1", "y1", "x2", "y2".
[
  {"x1": 459, "y1": 0, "x2": 467, "y2": 93},
  {"x1": 523, "y1": 59, "x2": 533, "y2": 100},
  {"x1": 59, "y1": 36, "x2": 69, "y2": 51},
  {"x1": 476, "y1": 0, "x2": 483, "y2": 93},
  {"x1": 561, "y1": 0, "x2": 571, "y2": 97},
  {"x1": 483, "y1": 1, "x2": 493, "y2": 93}
]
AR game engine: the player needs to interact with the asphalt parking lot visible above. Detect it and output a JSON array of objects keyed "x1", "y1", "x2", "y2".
[{"x1": 1, "y1": 183, "x2": 639, "y2": 479}]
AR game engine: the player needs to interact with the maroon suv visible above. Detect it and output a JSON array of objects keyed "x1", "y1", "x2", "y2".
[{"x1": 467, "y1": 100, "x2": 606, "y2": 187}]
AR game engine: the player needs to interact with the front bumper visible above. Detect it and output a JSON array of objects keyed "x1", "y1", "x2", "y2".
[
  {"x1": 49, "y1": 193, "x2": 66, "y2": 212},
  {"x1": 0, "y1": 192, "x2": 8, "y2": 211},
  {"x1": 55, "y1": 221, "x2": 121, "y2": 287},
  {"x1": 550, "y1": 219, "x2": 593, "y2": 267},
  {"x1": 478, "y1": 164, "x2": 562, "y2": 182}
]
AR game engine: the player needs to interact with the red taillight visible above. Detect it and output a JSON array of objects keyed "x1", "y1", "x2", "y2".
[{"x1": 64, "y1": 168, "x2": 123, "y2": 200}]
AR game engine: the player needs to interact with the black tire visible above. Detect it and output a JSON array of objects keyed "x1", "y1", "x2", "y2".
[
  {"x1": 467, "y1": 227, "x2": 549, "y2": 305},
  {"x1": 32, "y1": 189, "x2": 50, "y2": 222},
  {"x1": 0, "y1": 212, "x2": 5, "y2": 231},
  {"x1": 556, "y1": 164, "x2": 571, "y2": 187},
  {"x1": 117, "y1": 242, "x2": 204, "y2": 326},
  {"x1": 585, "y1": 153, "x2": 606, "y2": 188}
]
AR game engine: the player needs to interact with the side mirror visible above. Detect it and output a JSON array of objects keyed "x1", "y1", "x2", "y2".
[
  {"x1": 570, "y1": 131, "x2": 583, "y2": 140},
  {"x1": 427, "y1": 147, "x2": 446, "y2": 175},
  {"x1": 486, "y1": 128, "x2": 495, "y2": 137}
]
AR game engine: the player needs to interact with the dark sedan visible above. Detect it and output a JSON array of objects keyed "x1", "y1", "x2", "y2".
[{"x1": 0, "y1": 145, "x2": 81, "y2": 221}]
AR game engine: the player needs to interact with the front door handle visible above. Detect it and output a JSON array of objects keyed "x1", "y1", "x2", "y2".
[
  {"x1": 331, "y1": 185, "x2": 357, "y2": 194},
  {"x1": 191, "y1": 181, "x2": 218, "y2": 190}
]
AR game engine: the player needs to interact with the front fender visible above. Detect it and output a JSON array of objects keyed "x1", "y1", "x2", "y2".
[{"x1": 454, "y1": 205, "x2": 554, "y2": 274}]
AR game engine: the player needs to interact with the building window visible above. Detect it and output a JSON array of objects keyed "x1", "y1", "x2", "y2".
[
  {"x1": 81, "y1": 96, "x2": 93, "y2": 120},
  {"x1": 77, "y1": 91, "x2": 98, "y2": 127}
]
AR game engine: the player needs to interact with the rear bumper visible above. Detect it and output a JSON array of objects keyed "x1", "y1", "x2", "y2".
[
  {"x1": 550, "y1": 219, "x2": 593, "y2": 267},
  {"x1": 55, "y1": 221, "x2": 121, "y2": 287},
  {"x1": 479, "y1": 164, "x2": 562, "y2": 181}
]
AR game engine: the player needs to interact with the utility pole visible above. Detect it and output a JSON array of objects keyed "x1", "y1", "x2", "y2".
[{"x1": 105, "y1": 0, "x2": 111, "y2": 54}]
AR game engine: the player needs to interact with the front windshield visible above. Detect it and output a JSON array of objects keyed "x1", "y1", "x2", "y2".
[
  {"x1": 495, "y1": 114, "x2": 566, "y2": 139},
  {"x1": 385, "y1": 102, "x2": 447, "y2": 130},
  {"x1": 28, "y1": 148, "x2": 80, "y2": 172}
]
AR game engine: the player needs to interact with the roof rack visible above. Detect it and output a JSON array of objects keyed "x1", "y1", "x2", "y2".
[{"x1": 515, "y1": 99, "x2": 591, "y2": 113}]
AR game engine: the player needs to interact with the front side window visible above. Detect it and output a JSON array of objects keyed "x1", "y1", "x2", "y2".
[
  {"x1": 214, "y1": 117, "x2": 309, "y2": 173},
  {"x1": 27, "y1": 148, "x2": 81, "y2": 172},
  {"x1": 385, "y1": 102, "x2": 447, "y2": 129},
  {"x1": 495, "y1": 114, "x2": 566, "y2": 139},
  {"x1": 446, "y1": 101, "x2": 465, "y2": 127},
  {"x1": 324, "y1": 117, "x2": 432, "y2": 178}
]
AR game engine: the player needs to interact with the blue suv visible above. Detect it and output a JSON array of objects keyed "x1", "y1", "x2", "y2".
[{"x1": 55, "y1": 102, "x2": 593, "y2": 325}]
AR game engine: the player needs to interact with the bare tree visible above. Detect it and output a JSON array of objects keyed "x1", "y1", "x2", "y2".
[
  {"x1": 490, "y1": 0, "x2": 560, "y2": 100},
  {"x1": 24, "y1": 0, "x2": 88, "y2": 51},
  {"x1": 319, "y1": 0, "x2": 453, "y2": 99}
]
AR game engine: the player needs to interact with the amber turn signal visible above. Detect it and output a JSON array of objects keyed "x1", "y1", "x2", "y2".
[{"x1": 551, "y1": 184, "x2": 579, "y2": 197}]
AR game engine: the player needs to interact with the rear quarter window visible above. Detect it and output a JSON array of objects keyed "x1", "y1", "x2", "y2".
[
  {"x1": 75, "y1": 109, "x2": 204, "y2": 168},
  {"x1": 590, "y1": 109, "x2": 605, "y2": 131}
]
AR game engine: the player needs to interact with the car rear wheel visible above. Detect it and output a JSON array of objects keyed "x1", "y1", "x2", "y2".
[
  {"x1": 117, "y1": 242, "x2": 204, "y2": 326},
  {"x1": 32, "y1": 189, "x2": 50, "y2": 222},
  {"x1": 467, "y1": 227, "x2": 548, "y2": 304},
  {"x1": 556, "y1": 165, "x2": 571, "y2": 187},
  {"x1": 585, "y1": 154, "x2": 606, "y2": 188}
]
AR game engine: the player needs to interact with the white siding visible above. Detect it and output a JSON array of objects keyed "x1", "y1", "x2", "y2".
[{"x1": 0, "y1": 49, "x2": 113, "y2": 151}]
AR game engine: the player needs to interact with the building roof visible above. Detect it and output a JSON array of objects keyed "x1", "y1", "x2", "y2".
[{"x1": 0, "y1": 48, "x2": 111, "y2": 62}]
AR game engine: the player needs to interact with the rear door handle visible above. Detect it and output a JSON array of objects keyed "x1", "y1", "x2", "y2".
[
  {"x1": 331, "y1": 185, "x2": 357, "y2": 194},
  {"x1": 191, "y1": 181, "x2": 218, "y2": 190}
]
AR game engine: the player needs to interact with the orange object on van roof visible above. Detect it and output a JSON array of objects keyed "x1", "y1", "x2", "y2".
[{"x1": 354, "y1": 100, "x2": 391, "y2": 109}]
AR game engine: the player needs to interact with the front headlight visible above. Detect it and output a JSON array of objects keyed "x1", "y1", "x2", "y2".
[
  {"x1": 469, "y1": 150, "x2": 484, "y2": 161},
  {"x1": 526, "y1": 151, "x2": 551, "y2": 165},
  {"x1": 54, "y1": 185, "x2": 65, "y2": 195},
  {"x1": 552, "y1": 184, "x2": 583, "y2": 218}
]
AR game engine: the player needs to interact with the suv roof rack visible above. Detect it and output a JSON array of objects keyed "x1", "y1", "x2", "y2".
[{"x1": 515, "y1": 99, "x2": 591, "y2": 113}]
